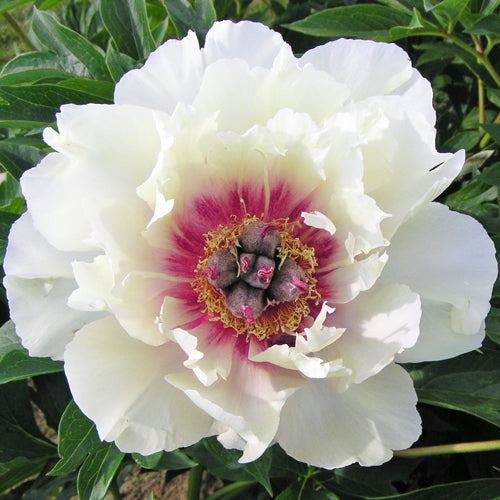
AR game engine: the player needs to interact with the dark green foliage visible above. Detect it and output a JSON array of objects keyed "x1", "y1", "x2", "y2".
[{"x1": 0, "y1": 0, "x2": 499, "y2": 499}]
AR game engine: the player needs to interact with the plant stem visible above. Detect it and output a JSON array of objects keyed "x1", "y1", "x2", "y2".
[
  {"x1": 405, "y1": 29, "x2": 500, "y2": 89},
  {"x1": 187, "y1": 464, "x2": 204, "y2": 500},
  {"x1": 394, "y1": 439, "x2": 500, "y2": 458},
  {"x1": 478, "y1": 78, "x2": 485, "y2": 124},
  {"x1": 2, "y1": 12, "x2": 36, "y2": 52}
]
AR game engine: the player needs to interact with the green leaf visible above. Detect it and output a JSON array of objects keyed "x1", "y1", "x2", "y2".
[
  {"x1": 132, "y1": 449, "x2": 197, "y2": 470},
  {"x1": 464, "y1": 14, "x2": 500, "y2": 34},
  {"x1": 0, "y1": 140, "x2": 46, "y2": 179},
  {"x1": 77, "y1": 442, "x2": 124, "y2": 500},
  {"x1": 441, "y1": 130, "x2": 482, "y2": 152},
  {"x1": 0, "y1": 0, "x2": 32, "y2": 14},
  {"x1": 31, "y1": 9, "x2": 111, "y2": 81},
  {"x1": 185, "y1": 438, "x2": 253, "y2": 482},
  {"x1": 477, "y1": 161, "x2": 500, "y2": 186},
  {"x1": 49, "y1": 401, "x2": 101, "y2": 475},
  {"x1": 0, "y1": 321, "x2": 63, "y2": 384},
  {"x1": 162, "y1": 0, "x2": 216, "y2": 38},
  {"x1": 486, "y1": 307, "x2": 500, "y2": 345},
  {"x1": 100, "y1": 0, "x2": 156, "y2": 60},
  {"x1": 487, "y1": 88, "x2": 500, "y2": 108},
  {"x1": 407, "y1": 349, "x2": 500, "y2": 428},
  {"x1": 446, "y1": 178, "x2": 498, "y2": 224},
  {"x1": 51, "y1": 401, "x2": 124, "y2": 499},
  {"x1": 481, "y1": 0, "x2": 500, "y2": 14},
  {"x1": 0, "y1": 84, "x2": 112, "y2": 126},
  {"x1": 56, "y1": 79, "x2": 115, "y2": 102},
  {"x1": 276, "y1": 480, "x2": 340, "y2": 500},
  {"x1": 244, "y1": 449, "x2": 273, "y2": 496},
  {"x1": 0, "y1": 457, "x2": 47, "y2": 495},
  {"x1": 0, "y1": 52, "x2": 77, "y2": 86},
  {"x1": 204, "y1": 481, "x2": 256, "y2": 500},
  {"x1": 367, "y1": 478, "x2": 500, "y2": 499},
  {"x1": 0, "y1": 380, "x2": 57, "y2": 463},
  {"x1": 105, "y1": 43, "x2": 138, "y2": 83},
  {"x1": 482, "y1": 123, "x2": 500, "y2": 145},
  {"x1": 426, "y1": 0, "x2": 470, "y2": 29},
  {"x1": 284, "y1": 5, "x2": 411, "y2": 40}
]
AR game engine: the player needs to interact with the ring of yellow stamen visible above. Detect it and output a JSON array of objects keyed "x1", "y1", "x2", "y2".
[{"x1": 192, "y1": 216, "x2": 320, "y2": 340}]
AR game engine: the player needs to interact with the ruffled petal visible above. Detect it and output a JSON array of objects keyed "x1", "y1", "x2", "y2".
[
  {"x1": 276, "y1": 364, "x2": 421, "y2": 469},
  {"x1": 166, "y1": 350, "x2": 304, "y2": 463},
  {"x1": 327, "y1": 284, "x2": 421, "y2": 388},
  {"x1": 3, "y1": 214, "x2": 100, "y2": 360},
  {"x1": 203, "y1": 20, "x2": 292, "y2": 68},
  {"x1": 64, "y1": 316, "x2": 214, "y2": 454},
  {"x1": 300, "y1": 39, "x2": 413, "y2": 102},
  {"x1": 22, "y1": 104, "x2": 161, "y2": 251},
  {"x1": 114, "y1": 31, "x2": 203, "y2": 112},
  {"x1": 5, "y1": 275, "x2": 101, "y2": 360},
  {"x1": 379, "y1": 203, "x2": 497, "y2": 361}
]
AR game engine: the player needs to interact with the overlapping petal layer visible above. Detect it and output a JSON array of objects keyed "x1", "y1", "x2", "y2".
[{"x1": 4, "y1": 20, "x2": 496, "y2": 469}]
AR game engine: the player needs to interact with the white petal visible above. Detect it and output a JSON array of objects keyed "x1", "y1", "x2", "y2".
[
  {"x1": 23, "y1": 104, "x2": 161, "y2": 251},
  {"x1": 115, "y1": 31, "x2": 203, "y2": 112},
  {"x1": 249, "y1": 303, "x2": 348, "y2": 379},
  {"x1": 328, "y1": 284, "x2": 421, "y2": 388},
  {"x1": 276, "y1": 364, "x2": 421, "y2": 469},
  {"x1": 64, "y1": 316, "x2": 214, "y2": 454},
  {"x1": 166, "y1": 351, "x2": 303, "y2": 463},
  {"x1": 203, "y1": 20, "x2": 292, "y2": 68},
  {"x1": 379, "y1": 203, "x2": 497, "y2": 361},
  {"x1": 300, "y1": 39, "x2": 414, "y2": 102},
  {"x1": 4, "y1": 275, "x2": 101, "y2": 360},
  {"x1": 4, "y1": 213, "x2": 86, "y2": 279},
  {"x1": 350, "y1": 97, "x2": 463, "y2": 238},
  {"x1": 302, "y1": 211, "x2": 336, "y2": 235},
  {"x1": 322, "y1": 252, "x2": 388, "y2": 304},
  {"x1": 3, "y1": 213, "x2": 100, "y2": 360},
  {"x1": 172, "y1": 327, "x2": 234, "y2": 386},
  {"x1": 398, "y1": 299, "x2": 485, "y2": 362}
]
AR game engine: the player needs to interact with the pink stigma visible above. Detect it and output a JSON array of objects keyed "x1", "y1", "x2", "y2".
[
  {"x1": 241, "y1": 256, "x2": 250, "y2": 273},
  {"x1": 242, "y1": 304, "x2": 255, "y2": 324},
  {"x1": 257, "y1": 266, "x2": 273, "y2": 284},
  {"x1": 206, "y1": 266, "x2": 220, "y2": 280},
  {"x1": 259, "y1": 225, "x2": 274, "y2": 237},
  {"x1": 292, "y1": 279, "x2": 309, "y2": 292}
]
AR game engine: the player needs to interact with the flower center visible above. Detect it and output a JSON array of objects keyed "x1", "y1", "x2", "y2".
[{"x1": 193, "y1": 216, "x2": 320, "y2": 340}]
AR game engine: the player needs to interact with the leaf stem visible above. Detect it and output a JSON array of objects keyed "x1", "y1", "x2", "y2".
[
  {"x1": 2, "y1": 12, "x2": 36, "y2": 52},
  {"x1": 187, "y1": 464, "x2": 204, "y2": 500},
  {"x1": 394, "y1": 439, "x2": 500, "y2": 458}
]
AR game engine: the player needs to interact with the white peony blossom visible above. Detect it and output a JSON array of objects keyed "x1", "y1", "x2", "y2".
[{"x1": 4, "y1": 21, "x2": 497, "y2": 469}]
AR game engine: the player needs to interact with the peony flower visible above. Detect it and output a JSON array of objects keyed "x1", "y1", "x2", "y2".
[{"x1": 3, "y1": 20, "x2": 497, "y2": 469}]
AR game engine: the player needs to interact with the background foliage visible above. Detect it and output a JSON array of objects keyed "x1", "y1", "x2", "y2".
[{"x1": 0, "y1": 0, "x2": 499, "y2": 498}]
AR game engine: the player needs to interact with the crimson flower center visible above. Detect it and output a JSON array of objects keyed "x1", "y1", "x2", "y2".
[{"x1": 193, "y1": 216, "x2": 321, "y2": 340}]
